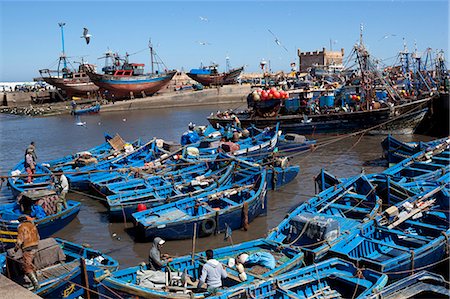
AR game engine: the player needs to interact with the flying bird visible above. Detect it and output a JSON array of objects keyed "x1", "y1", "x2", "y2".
[
  {"x1": 199, "y1": 16, "x2": 209, "y2": 22},
  {"x1": 268, "y1": 29, "x2": 288, "y2": 52},
  {"x1": 379, "y1": 34, "x2": 396, "y2": 41},
  {"x1": 81, "y1": 27, "x2": 92, "y2": 44},
  {"x1": 197, "y1": 41, "x2": 211, "y2": 46}
]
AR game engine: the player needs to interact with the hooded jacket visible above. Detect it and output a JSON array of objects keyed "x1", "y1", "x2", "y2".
[
  {"x1": 199, "y1": 259, "x2": 228, "y2": 289},
  {"x1": 148, "y1": 237, "x2": 165, "y2": 270},
  {"x1": 16, "y1": 221, "x2": 40, "y2": 250}
]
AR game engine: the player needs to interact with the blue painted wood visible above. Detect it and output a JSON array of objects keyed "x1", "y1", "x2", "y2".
[
  {"x1": 131, "y1": 165, "x2": 267, "y2": 240},
  {"x1": 0, "y1": 200, "x2": 81, "y2": 251},
  {"x1": 1, "y1": 238, "x2": 118, "y2": 299},
  {"x1": 96, "y1": 238, "x2": 303, "y2": 299},
  {"x1": 222, "y1": 258, "x2": 388, "y2": 299}
]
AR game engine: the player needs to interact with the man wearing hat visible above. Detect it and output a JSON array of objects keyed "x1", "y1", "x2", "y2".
[
  {"x1": 148, "y1": 237, "x2": 172, "y2": 271},
  {"x1": 15, "y1": 215, "x2": 40, "y2": 291}
]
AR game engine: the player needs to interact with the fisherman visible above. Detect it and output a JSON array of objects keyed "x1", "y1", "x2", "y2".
[
  {"x1": 54, "y1": 174, "x2": 69, "y2": 213},
  {"x1": 25, "y1": 141, "x2": 37, "y2": 162},
  {"x1": 24, "y1": 149, "x2": 36, "y2": 184},
  {"x1": 180, "y1": 122, "x2": 200, "y2": 146},
  {"x1": 15, "y1": 215, "x2": 40, "y2": 291},
  {"x1": 148, "y1": 237, "x2": 172, "y2": 271},
  {"x1": 197, "y1": 249, "x2": 227, "y2": 294}
]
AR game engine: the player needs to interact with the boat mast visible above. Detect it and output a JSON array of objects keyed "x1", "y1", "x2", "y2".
[
  {"x1": 149, "y1": 38, "x2": 154, "y2": 74},
  {"x1": 58, "y1": 22, "x2": 68, "y2": 76},
  {"x1": 355, "y1": 24, "x2": 373, "y2": 108}
]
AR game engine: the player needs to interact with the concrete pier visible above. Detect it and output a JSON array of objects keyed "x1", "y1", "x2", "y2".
[{"x1": 0, "y1": 275, "x2": 41, "y2": 299}]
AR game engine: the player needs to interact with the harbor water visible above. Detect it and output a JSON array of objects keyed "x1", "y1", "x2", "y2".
[{"x1": 0, "y1": 105, "x2": 433, "y2": 268}]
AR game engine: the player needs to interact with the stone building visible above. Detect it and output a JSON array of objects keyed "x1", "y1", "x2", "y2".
[{"x1": 297, "y1": 47, "x2": 345, "y2": 72}]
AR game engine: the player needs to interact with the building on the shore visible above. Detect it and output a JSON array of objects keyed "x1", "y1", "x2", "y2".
[{"x1": 297, "y1": 47, "x2": 345, "y2": 72}]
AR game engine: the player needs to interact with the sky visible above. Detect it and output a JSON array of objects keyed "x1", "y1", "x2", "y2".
[{"x1": 0, "y1": 0, "x2": 448, "y2": 81}]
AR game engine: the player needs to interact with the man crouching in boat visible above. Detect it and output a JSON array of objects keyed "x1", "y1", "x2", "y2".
[
  {"x1": 197, "y1": 249, "x2": 228, "y2": 294},
  {"x1": 148, "y1": 237, "x2": 173, "y2": 270},
  {"x1": 15, "y1": 215, "x2": 40, "y2": 291}
]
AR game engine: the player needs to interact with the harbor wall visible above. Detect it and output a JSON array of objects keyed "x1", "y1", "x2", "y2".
[{"x1": 1, "y1": 91, "x2": 56, "y2": 107}]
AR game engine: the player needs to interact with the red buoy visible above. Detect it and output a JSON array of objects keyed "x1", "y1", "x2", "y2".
[{"x1": 137, "y1": 203, "x2": 147, "y2": 212}]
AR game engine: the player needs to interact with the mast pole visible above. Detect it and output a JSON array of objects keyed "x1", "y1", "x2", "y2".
[
  {"x1": 58, "y1": 22, "x2": 67, "y2": 71},
  {"x1": 149, "y1": 38, "x2": 154, "y2": 74}
]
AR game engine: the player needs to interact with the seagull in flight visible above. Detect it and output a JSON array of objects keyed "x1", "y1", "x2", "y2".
[
  {"x1": 81, "y1": 27, "x2": 92, "y2": 44},
  {"x1": 199, "y1": 16, "x2": 209, "y2": 22},
  {"x1": 197, "y1": 41, "x2": 211, "y2": 46},
  {"x1": 379, "y1": 34, "x2": 396, "y2": 41},
  {"x1": 268, "y1": 29, "x2": 288, "y2": 52}
]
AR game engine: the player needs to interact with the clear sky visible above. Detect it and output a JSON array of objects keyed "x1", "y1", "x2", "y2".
[{"x1": 0, "y1": 0, "x2": 448, "y2": 81}]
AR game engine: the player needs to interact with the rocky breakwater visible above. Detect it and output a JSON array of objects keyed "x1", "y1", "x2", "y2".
[{"x1": 0, "y1": 104, "x2": 68, "y2": 116}]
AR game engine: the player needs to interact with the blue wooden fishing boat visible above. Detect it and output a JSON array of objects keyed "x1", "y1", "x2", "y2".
[
  {"x1": 65, "y1": 138, "x2": 161, "y2": 190},
  {"x1": 2, "y1": 238, "x2": 118, "y2": 298},
  {"x1": 185, "y1": 124, "x2": 280, "y2": 162},
  {"x1": 96, "y1": 238, "x2": 303, "y2": 299},
  {"x1": 132, "y1": 166, "x2": 267, "y2": 240},
  {"x1": 45, "y1": 133, "x2": 114, "y2": 169},
  {"x1": 276, "y1": 133, "x2": 316, "y2": 154},
  {"x1": 382, "y1": 138, "x2": 449, "y2": 183},
  {"x1": 105, "y1": 159, "x2": 236, "y2": 219},
  {"x1": 329, "y1": 194, "x2": 450, "y2": 280},
  {"x1": 381, "y1": 135, "x2": 449, "y2": 164},
  {"x1": 268, "y1": 174, "x2": 389, "y2": 262},
  {"x1": 0, "y1": 193, "x2": 81, "y2": 251},
  {"x1": 368, "y1": 271, "x2": 450, "y2": 299},
  {"x1": 266, "y1": 163, "x2": 300, "y2": 190},
  {"x1": 89, "y1": 158, "x2": 212, "y2": 198},
  {"x1": 72, "y1": 103, "x2": 100, "y2": 115},
  {"x1": 223, "y1": 258, "x2": 388, "y2": 299},
  {"x1": 315, "y1": 136, "x2": 449, "y2": 194},
  {"x1": 8, "y1": 162, "x2": 54, "y2": 199}
]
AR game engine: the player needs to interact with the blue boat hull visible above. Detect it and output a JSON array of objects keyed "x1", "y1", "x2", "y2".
[{"x1": 0, "y1": 201, "x2": 81, "y2": 251}]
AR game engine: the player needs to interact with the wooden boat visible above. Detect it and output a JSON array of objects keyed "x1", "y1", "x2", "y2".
[
  {"x1": 104, "y1": 160, "x2": 237, "y2": 219},
  {"x1": 368, "y1": 271, "x2": 450, "y2": 299},
  {"x1": 39, "y1": 65, "x2": 99, "y2": 98},
  {"x1": 267, "y1": 174, "x2": 403, "y2": 262},
  {"x1": 0, "y1": 191, "x2": 81, "y2": 251},
  {"x1": 72, "y1": 103, "x2": 100, "y2": 115},
  {"x1": 381, "y1": 135, "x2": 449, "y2": 164},
  {"x1": 63, "y1": 138, "x2": 159, "y2": 191},
  {"x1": 186, "y1": 64, "x2": 244, "y2": 86},
  {"x1": 8, "y1": 162, "x2": 54, "y2": 199},
  {"x1": 316, "y1": 136, "x2": 450, "y2": 195},
  {"x1": 208, "y1": 98, "x2": 431, "y2": 135},
  {"x1": 38, "y1": 24, "x2": 98, "y2": 98},
  {"x1": 330, "y1": 205, "x2": 449, "y2": 280},
  {"x1": 88, "y1": 159, "x2": 211, "y2": 197},
  {"x1": 131, "y1": 166, "x2": 267, "y2": 240},
  {"x1": 96, "y1": 238, "x2": 303, "y2": 299},
  {"x1": 87, "y1": 68, "x2": 176, "y2": 98},
  {"x1": 2, "y1": 238, "x2": 118, "y2": 298},
  {"x1": 45, "y1": 133, "x2": 114, "y2": 169},
  {"x1": 276, "y1": 133, "x2": 316, "y2": 154},
  {"x1": 86, "y1": 46, "x2": 176, "y2": 98},
  {"x1": 382, "y1": 138, "x2": 450, "y2": 183},
  {"x1": 184, "y1": 124, "x2": 280, "y2": 162},
  {"x1": 224, "y1": 258, "x2": 388, "y2": 299}
]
